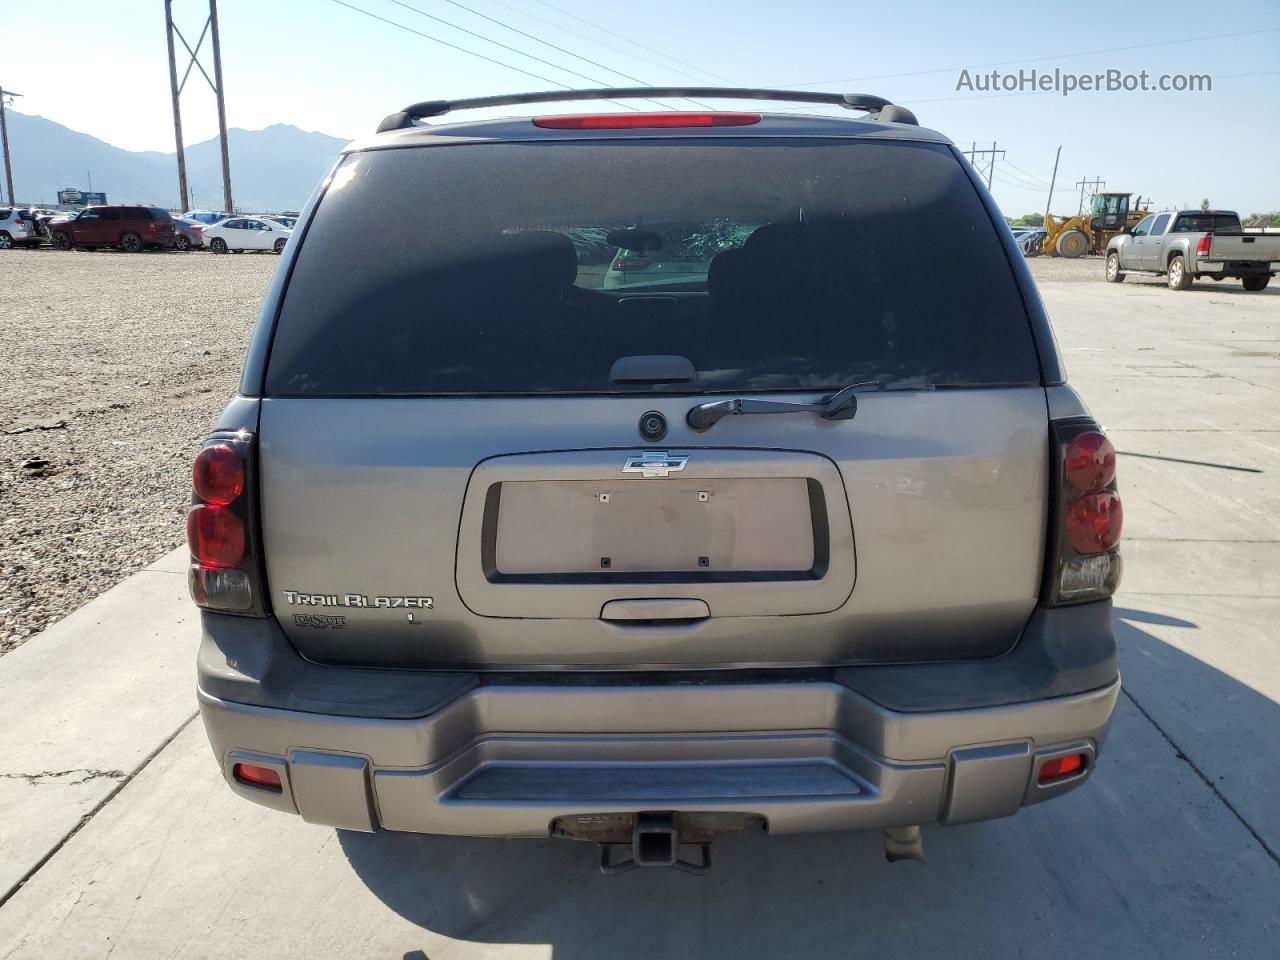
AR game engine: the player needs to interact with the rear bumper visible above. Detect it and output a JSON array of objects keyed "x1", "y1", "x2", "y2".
[
  {"x1": 200, "y1": 678, "x2": 1117, "y2": 837},
  {"x1": 1196, "y1": 260, "x2": 1279, "y2": 275},
  {"x1": 197, "y1": 604, "x2": 1120, "y2": 838}
]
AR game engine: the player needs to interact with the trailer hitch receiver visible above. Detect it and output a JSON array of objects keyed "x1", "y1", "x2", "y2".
[{"x1": 598, "y1": 813, "x2": 712, "y2": 876}]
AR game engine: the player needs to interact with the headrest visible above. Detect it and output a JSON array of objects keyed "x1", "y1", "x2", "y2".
[
  {"x1": 494, "y1": 230, "x2": 578, "y2": 294},
  {"x1": 707, "y1": 248, "x2": 746, "y2": 299}
]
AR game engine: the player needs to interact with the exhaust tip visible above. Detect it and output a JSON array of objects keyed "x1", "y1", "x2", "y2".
[{"x1": 883, "y1": 825, "x2": 925, "y2": 863}]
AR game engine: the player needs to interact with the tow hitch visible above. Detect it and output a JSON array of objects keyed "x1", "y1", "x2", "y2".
[
  {"x1": 552, "y1": 812, "x2": 762, "y2": 875},
  {"x1": 599, "y1": 813, "x2": 711, "y2": 876}
]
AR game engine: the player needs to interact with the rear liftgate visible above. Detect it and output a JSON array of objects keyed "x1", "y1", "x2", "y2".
[{"x1": 460, "y1": 448, "x2": 858, "y2": 875}]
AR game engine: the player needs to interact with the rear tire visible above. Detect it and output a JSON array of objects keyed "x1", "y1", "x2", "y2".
[
  {"x1": 210, "y1": 237, "x2": 227, "y2": 254},
  {"x1": 1105, "y1": 252, "x2": 1125, "y2": 282},
  {"x1": 1056, "y1": 230, "x2": 1088, "y2": 258},
  {"x1": 50, "y1": 231, "x2": 72, "y2": 251},
  {"x1": 1242, "y1": 275, "x2": 1270, "y2": 292},
  {"x1": 274, "y1": 237, "x2": 287, "y2": 254},
  {"x1": 175, "y1": 234, "x2": 191, "y2": 252},
  {"x1": 0, "y1": 231, "x2": 12, "y2": 250},
  {"x1": 120, "y1": 232, "x2": 143, "y2": 253},
  {"x1": 1167, "y1": 255, "x2": 1192, "y2": 290}
]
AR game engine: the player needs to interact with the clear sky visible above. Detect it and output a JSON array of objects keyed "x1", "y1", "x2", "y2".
[{"x1": 5, "y1": 0, "x2": 1279, "y2": 215}]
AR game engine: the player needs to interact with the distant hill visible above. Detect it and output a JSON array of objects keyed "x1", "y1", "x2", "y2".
[{"x1": 5, "y1": 111, "x2": 350, "y2": 212}]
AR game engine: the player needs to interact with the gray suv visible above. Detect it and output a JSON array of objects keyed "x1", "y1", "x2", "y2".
[{"x1": 191, "y1": 88, "x2": 1123, "y2": 872}]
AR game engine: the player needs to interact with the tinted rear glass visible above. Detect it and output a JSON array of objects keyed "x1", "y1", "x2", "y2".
[
  {"x1": 1172, "y1": 214, "x2": 1241, "y2": 235},
  {"x1": 268, "y1": 139, "x2": 1039, "y2": 396}
]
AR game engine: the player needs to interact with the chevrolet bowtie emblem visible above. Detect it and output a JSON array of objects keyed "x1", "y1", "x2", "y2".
[{"x1": 622, "y1": 452, "x2": 689, "y2": 478}]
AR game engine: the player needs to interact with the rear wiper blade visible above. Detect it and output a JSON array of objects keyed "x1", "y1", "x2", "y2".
[{"x1": 686, "y1": 379, "x2": 933, "y2": 431}]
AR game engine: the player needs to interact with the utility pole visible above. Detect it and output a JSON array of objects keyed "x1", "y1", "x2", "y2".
[
  {"x1": 209, "y1": 0, "x2": 233, "y2": 213},
  {"x1": 1044, "y1": 145, "x2": 1062, "y2": 223},
  {"x1": 1075, "y1": 176, "x2": 1105, "y2": 215},
  {"x1": 164, "y1": 0, "x2": 189, "y2": 213},
  {"x1": 164, "y1": 0, "x2": 233, "y2": 214},
  {"x1": 0, "y1": 86, "x2": 21, "y2": 206},
  {"x1": 963, "y1": 141, "x2": 1005, "y2": 191}
]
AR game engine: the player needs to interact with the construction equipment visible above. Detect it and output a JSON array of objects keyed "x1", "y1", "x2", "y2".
[{"x1": 1043, "y1": 193, "x2": 1150, "y2": 258}]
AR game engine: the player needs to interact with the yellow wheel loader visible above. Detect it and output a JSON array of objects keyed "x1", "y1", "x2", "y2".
[{"x1": 1043, "y1": 193, "x2": 1150, "y2": 258}]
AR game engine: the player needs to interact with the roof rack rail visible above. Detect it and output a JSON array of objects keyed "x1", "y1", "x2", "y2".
[{"x1": 376, "y1": 87, "x2": 917, "y2": 133}]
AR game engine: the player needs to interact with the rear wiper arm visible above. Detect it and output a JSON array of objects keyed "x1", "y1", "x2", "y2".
[{"x1": 686, "y1": 380, "x2": 932, "y2": 431}]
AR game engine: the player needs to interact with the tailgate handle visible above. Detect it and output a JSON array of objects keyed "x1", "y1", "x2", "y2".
[{"x1": 601, "y1": 599, "x2": 710, "y2": 623}]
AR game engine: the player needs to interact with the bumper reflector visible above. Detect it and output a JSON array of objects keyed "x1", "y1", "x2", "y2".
[
  {"x1": 1039, "y1": 753, "x2": 1086, "y2": 783},
  {"x1": 234, "y1": 762, "x2": 283, "y2": 791}
]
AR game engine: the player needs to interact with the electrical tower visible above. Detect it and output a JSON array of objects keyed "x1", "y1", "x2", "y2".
[
  {"x1": 1075, "y1": 177, "x2": 1106, "y2": 215},
  {"x1": 0, "y1": 86, "x2": 21, "y2": 206},
  {"x1": 164, "y1": 0, "x2": 233, "y2": 213},
  {"x1": 963, "y1": 141, "x2": 1005, "y2": 191}
]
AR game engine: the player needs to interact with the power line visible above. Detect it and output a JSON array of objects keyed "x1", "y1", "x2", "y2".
[
  {"x1": 378, "y1": 0, "x2": 674, "y2": 108},
  {"x1": 406, "y1": 0, "x2": 677, "y2": 94},
  {"x1": 961, "y1": 141, "x2": 1004, "y2": 190},
  {"x1": 481, "y1": 0, "x2": 723, "y2": 85},
  {"x1": 784, "y1": 26, "x2": 1280, "y2": 87},
  {"x1": 534, "y1": 0, "x2": 738, "y2": 84},
  {"x1": 1003, "y1": 157, "x2": 1053, "y2": 188},
  {"x1": 329, "y1": 0, "x2": 640, "y2": 109}
]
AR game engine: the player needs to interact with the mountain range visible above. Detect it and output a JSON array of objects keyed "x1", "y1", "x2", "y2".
[{"x1": 4, "y1": 111, "x2": 351, "y2": 213}]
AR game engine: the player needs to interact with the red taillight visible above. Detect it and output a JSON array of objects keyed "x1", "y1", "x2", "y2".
[
  {"x1": 193, "y1": 444, "x2": 244, "y2": 505},
  {"x1": 1064, "y1": 431, "x2": 1116, "y2": 492},
  {"x1": 1197, "y1": 234, "x2": 1212, "y2": 256},
  {"x1": 1039, "y1": 753, "x2": 1086, "y2": 783},
  {"x1": 1046, "y1": 419, "x2": 1123, "y2": 605},
  {"x1": 1066, "y1": 492, "x2": 1123, "y2": 554},
  {"x1": 233, "y1": 763, "x2": 282, "y2": 791},
  {"x1": 188, "y1": 435, "x2": 264, "y2": 615},
  {"x1": 187, "y1": 504, "x2": 245, "y2": 567},
  {"x1": 533, "y1": 112, "x2": 761, "y2": 129}
]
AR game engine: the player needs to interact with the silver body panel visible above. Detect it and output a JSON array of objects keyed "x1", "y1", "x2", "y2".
[
  {"x1": 259, "y1": 387, "x2": 1049, "y2": 668},
  {"x1": 200, "y1": 677, "x2": 1118, "y2": 836}
]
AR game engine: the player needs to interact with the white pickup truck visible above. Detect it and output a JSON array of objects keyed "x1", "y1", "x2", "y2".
[{"x1": 1104, "y1": 209, "x2": 1280, "y2": 291}]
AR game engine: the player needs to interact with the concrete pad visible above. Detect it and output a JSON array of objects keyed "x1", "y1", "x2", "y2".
[
  {"x1": 1109, "y1": 430, "x2": 1280, "y2": 542},
  {"x1": 0, "y1": 548, "x2": 196, "y2": 899},
  {"x1": 1119, "y1": 541, "x2": 1280, "y2": 597},
  {"x1": 1115, "y1": 597, "x2": 1280, "y2": 856},
  {"x1": 0, "y1": 699, "x2": 1276, "y2": 960}
]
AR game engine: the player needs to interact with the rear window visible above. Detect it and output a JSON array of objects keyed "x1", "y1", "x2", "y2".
[
  {"x1": 149, "y1": 208, "x2": 172, "y2": 221},
  {"x1": 267, "y1": 139, "x2": 1040, "y2": 396},
  {"x1": 1172, "y1": 214, "x2": 1242, "y2": 235}
]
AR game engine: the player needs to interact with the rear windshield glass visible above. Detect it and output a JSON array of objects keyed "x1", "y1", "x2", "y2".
[
  {"x1": 267, "y1": 139, "x2": 1039, "y2": 396},
  {"x1": 1172, "y1": 214, "x2": 1241, "y2": 235}
]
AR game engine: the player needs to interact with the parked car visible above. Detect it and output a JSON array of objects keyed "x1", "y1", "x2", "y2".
[
  {"x1": 174, "y1": 217, "x2": 206, "y2": 251},
  {"x1": 263, "y1": 215, "x2": 297, "y2": 229},
  {"x1": 29, "y1": 209, "x2": 63, "y2": 239},
  {"x1": 48, "y1": 205, "x2": 178, "y2": 252},
  {"x1": 181, "y1": 209, "x2": 232, "y2": 225},
  {"x1": 192, "y1": 89, "x2": 1122, "y2": 871},
  {"x1": 1015, "y1": 228, "x2": 1046, "y2": 257},
  {"x1": 1105, "y1": 209, "x2": 1280, "y2": 290},
  {"x1": 203, "y1": 216, "x2": 291, "y2": 254},
  {"x1": 0, "y1": 208, "x2": 42, "y2": 248}
]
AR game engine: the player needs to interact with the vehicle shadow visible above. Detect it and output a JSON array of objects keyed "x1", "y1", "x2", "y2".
[
  {"x1": 339, "y1": 607, "x2": 1280, "y2": 959},
  {"x1": 1124, "y1": 275, "x2": 1276, "y2": 295}
]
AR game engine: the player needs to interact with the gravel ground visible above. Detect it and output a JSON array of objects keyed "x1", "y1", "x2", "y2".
[
  {"x1": 1024, "y1": 253, "x2": 1107, "y2": 283},
  {"x1": 0, "y1": 248, "x2": 277, "y2": 654},
  {"x1": 0, "y1": 245, "x2": 1126, "y2": 655}
]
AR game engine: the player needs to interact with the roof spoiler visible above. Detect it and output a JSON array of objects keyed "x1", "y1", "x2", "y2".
[{"x1": 376, "y1": 87, "x2": 918, "y2": 133}]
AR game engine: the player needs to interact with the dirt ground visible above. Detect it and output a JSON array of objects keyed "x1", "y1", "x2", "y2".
[{"x1": 0, "y1": 247, "x2": 277, "y2": 652}]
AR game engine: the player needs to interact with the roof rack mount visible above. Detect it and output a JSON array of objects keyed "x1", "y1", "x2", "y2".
[{"x1": 376, "y1": 87, "x2": 917, "y2": 133}]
